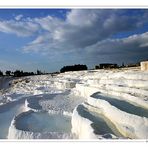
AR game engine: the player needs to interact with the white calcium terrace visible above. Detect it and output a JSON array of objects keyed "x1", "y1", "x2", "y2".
[
  {"x1": 71, "y1": 102, "x2": 122, "y2": 139},
  {"x1": 87, "y1": 96, "x2": 148, "y2": 139},
  {"x1": 0, "y1": 67, "x2": 148, "y2": 139},
  {"x1": 74, "y1": 84, "x2": 148, "y2": 109},
  {"x1": 8, "y1": 111, "x2": 73, "y2": 139}
]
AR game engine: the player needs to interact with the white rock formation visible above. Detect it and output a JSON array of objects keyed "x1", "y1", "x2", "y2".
[
  {"x1": 1, "y1": 67, "x2": 148, "y2": 139},
  {"x1": 87, "y1": 96, "x2": 148, "y2": 139},
  {"x1": 8, "y1": 111, "x2": 74, "y2": 139}
]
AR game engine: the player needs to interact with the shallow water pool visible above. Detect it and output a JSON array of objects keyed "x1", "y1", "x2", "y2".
[
  {"x1": 92, "y1": 92, "x2": 148, "y2": 118},
  {"x1": 0, "y1": 101, "x2": 24, "y2": 139},
  {"x1": 16, "y1": 112, "x2": 72, "y2": 133}
]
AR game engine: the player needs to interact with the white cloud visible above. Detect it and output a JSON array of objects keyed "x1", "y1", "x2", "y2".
[
  {"x1": 1, "y1": 9, "x2": 148, "y2": 66},
  {"x1": 15, "y1": 14, "x2": 23, "y2": 21},
  {"x1": 34, "y1": 15, "x2": 64, "y2": 32},
  {"x1": 83, "y1": 32, "x2": 148, "y2": 64},
  {"x1": 0, "y1": 9, "x2": 148, "y2": 43},
  {"x1": 20, "y1": 9, "x2": 148, "y2": 53},
  {"x1": 0, "y1": 19, "x2": 39, "y2": 37}
]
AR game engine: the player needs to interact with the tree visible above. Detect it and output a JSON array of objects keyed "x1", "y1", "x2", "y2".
[
  {"x1": 0, "y1": 70, "x2": 3, "y2": 76},
  {"x1": 60, "y1": 64, "x2": 88, "y2": 73},
  {"x1": 13, "y1": 70, "x2": 23, "y2": 77},
  {"x1": 5, "y1": 70, "x2": 11, "y2": 76},
  {"x1": 122, "y1": 62, "x2": 125, "y2": 67},
  {"x1": 95, "y1": 65, "x2": 100, "y2": 69},
  {"x1": 37, "y1": 69, "x2": 42, "y2": 75}
]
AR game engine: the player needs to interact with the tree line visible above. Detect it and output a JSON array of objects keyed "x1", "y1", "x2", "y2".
[
  {"x1": 0, "y1": 62, "x2": 140, "y2": 77},
  {"x1": 60, "y1": 64, "x2": 87, "y2": 73},
  {"x1": 0, "y1": 69, "x2": 43, "y2": 77}
]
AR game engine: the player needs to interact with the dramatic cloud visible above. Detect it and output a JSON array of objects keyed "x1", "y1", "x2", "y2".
[
  {"x1": 84, "y1": 32, "x2": 148, "y2": 64},
  {"x1": 22, "y1": 9, "x2": 148, "y2": 51},
  {"x1": 0, "y1": 9, "x2": 148, "y2": 67},
  {"x1": 0, "y1": 19, "x2": 39, "y2": 37}
]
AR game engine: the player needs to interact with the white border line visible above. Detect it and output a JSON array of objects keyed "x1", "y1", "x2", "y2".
[
  {"x1": 0, "y1": 4, "x2": 147, "y2": 143},
  {"x1": 0, "y1": 0, "x2": 148, "y2": 7},
  {"x1": 0, "y1": 5, "x2": 148, "y2": 8}
]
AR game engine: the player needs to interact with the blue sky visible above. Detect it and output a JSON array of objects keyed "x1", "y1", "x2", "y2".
[{"x1": 0, "y1": 9, "x2": 148, "y2": 73}]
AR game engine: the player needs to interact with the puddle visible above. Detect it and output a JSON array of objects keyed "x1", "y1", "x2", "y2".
[
  {"x1": 16, "y1": 112, "x2": 72, "y2": 133},
  {"x1": 26, "y1": 93, "x2": 61, "y2": 111},
  {"x1": 77, "y1": 104, "x2": 122, "y2": 137},
  {"x1": 92, "y1": 92, "x2": 148, "y2": 118},
  {"x1": 0, "y1": 101, "x2": 24, "y2": 139}
]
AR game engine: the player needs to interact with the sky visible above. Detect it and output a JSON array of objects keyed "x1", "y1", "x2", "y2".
[{"x1": 0, "y1": 9, "x2": 148, "y2": 73}]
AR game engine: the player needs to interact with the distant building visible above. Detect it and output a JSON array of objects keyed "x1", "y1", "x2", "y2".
[
  {"x1": 125, "y1": 63, "x2": 140, "y2": 68},
  {"x1": 141, "y1": 61, "x2": 148, "y2": 71},
  {"x1": 95, "y1": 63, "x2": 118, "y2": 69}
]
